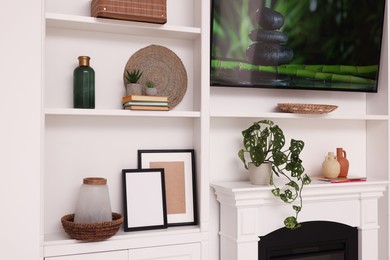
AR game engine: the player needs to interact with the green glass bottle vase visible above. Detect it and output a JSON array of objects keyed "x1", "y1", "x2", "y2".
[{"x1": 73, "y1": 56, "x2": 95, "y2": 109}]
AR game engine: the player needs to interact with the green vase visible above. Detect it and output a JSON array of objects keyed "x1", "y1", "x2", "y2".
[{"x1": 73, "y1": 56, "x2": 95, "y2": 109}]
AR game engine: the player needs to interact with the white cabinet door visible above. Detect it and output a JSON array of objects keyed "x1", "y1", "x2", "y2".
[
  {"x1": 129, "y1": 243, "x2": 200, "y2": 260},
  {"x1": 47, "y1": 250, "x2": 128, "y2": 260}
]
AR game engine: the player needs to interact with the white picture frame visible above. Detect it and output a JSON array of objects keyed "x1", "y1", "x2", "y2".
[{"x1": 122, "y1": 168, "x2": 168, "y2": 232}]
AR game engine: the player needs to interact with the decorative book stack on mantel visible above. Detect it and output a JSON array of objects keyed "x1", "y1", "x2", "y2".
[
  {"x1": 316, "y1": 176, "x2": 367, "y2": 183},
  {"x1": 122, "y1": 95, "x2": 169, "y2": 111}
]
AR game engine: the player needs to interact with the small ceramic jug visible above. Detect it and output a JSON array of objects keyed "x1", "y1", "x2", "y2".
[
  {"x1": 336, "y1": 148, "x2": 349, "y2": 178},
  {"x1": 322, "y1": 152, "x2": 340, "y2": 178}
]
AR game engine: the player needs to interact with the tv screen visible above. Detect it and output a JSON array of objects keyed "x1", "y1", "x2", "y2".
[{"x1": 210, "y1": 0, "x2": 386, "y2": 92}]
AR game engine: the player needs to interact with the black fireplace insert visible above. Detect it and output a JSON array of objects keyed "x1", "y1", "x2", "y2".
[{"x1": 258, "y1": 221, "x2": 358, "y2": 260}]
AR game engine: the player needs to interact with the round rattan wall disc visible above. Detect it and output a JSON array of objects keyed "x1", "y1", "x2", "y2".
[{"x1": 124, "y1": 45, "x2": 188, "y2": 109}]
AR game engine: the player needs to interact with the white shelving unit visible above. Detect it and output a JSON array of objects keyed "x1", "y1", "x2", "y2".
[
  {"x1": 41, "y1": 0, "x2": 389, "y2": 259},
  {"x1": 208, "y1": 6, "x2": 389, "y2": 259},
  {"x1": 43, "y1": 0, "x2": 209, "y2": 259}
]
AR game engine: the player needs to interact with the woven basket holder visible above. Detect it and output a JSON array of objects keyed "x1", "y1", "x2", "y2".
[{"x1": 61, "y1": 212, "x2": 123, "y2": 242}]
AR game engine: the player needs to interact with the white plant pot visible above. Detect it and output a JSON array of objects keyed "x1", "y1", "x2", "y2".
[
  {"x1": 248, "y1": 162, "x2": 272, "y2": 185},
  {"x1": 126, "y1": 83, "x2": 142, "y2": 95},
  {"x1": 145, "y1": 87, "x2": 158, "y2": 96}
]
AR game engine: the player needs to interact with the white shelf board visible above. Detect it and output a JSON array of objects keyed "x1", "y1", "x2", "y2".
[
  {"x1": 46, "y1": 13, "x2": 201, "y2": 40},
  {"x1": 210, "y1": 111, "x2": 389, "y2": 121},
  {"x1": 44, "y1": 226, "x2": 202, "y2": 257},
  {"x1": 45, "y1": 108, "x2": 201, "y2": 118}
]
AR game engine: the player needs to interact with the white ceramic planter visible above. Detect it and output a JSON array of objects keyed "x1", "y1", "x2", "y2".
[
  {"x1": 145, "y1": 87, "x2": 158, "y2": 96},
  {"x1": 126, "y1": 83, "x2": 142, "y2": 95},
  {"x1": 248, "y1": 162, "x2": 272, "y2": 185}
]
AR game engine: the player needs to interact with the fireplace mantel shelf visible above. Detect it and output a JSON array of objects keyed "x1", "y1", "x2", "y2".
[
  {"x1": 212, "y1": 179, "x2": 388, "y2": 205},
  {"x1": 212, "y1": 180, "x2": 388, "y2": 260}
]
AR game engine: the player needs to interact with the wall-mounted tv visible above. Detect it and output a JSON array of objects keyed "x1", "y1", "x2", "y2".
[{"x1": 210, "y1": 0, "x2": 386, "y2": 92}]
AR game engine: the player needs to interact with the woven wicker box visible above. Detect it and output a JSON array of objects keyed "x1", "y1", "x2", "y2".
[{"x1": 91, "y1": 0, "x2": 167, "y2": 24}]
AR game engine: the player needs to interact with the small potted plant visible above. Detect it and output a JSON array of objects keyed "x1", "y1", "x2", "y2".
[
  {"x1": 238, "y1": 119, "x2": 311, "y2": 229},
  {"x1": 124, "y1": 69, "x2": 143, "y2": 95},
  {"x1": 145, "y1": 80, "x2": 157, "y2": 96}
]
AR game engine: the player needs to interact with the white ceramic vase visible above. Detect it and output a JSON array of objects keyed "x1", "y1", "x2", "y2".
[
  {"x1": 248, "y1": 162, "x2": 272, "y2": 185},
  {"x1": 322, "y1": 152, "x2": 341, "y2": 178}
]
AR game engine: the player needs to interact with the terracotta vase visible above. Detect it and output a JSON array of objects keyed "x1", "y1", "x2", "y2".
[
  {"x1": 336, "y1": 148, "x2": 349, "y2": 178},
  {"x1": 322, "y1": 152, "x2": 340, "y2": 179}
]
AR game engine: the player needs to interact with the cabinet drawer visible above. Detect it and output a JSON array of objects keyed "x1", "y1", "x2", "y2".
[
  {"x1": 46, "y1": 250, "x2": 128, "y2": 260},
  {"x1": 129, "y1": 243, "x2": 201, "y2": 260}
]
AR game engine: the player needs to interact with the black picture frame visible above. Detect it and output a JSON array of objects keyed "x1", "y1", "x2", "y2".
[
  {"x1": 122, "y1": 168, "x2": 168, "y2": 232},
  {"x1": 138, "y1": 149, "x2": 198, "y2": 227}
]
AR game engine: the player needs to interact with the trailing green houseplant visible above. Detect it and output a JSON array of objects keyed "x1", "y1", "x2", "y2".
[{"x1": 238, "y1": 119, "x2": 311, "y2": 229}]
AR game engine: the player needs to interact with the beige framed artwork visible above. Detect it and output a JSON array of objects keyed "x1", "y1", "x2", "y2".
[{"x1": 138, "y1": 149, "x2": 197, "y2": 226}]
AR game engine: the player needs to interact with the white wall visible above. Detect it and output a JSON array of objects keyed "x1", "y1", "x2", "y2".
[{"x1": 0, "y1": 0, "x2": 43, "y2": 259}]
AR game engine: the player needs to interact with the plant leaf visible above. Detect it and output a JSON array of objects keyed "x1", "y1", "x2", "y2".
[
  {"x1": 284, "y1": 216, "x2": 300, "y2": 229},
  {"x1": 293, "y1": 205, "x2": 301, "y2": 213},
  {"x1": 271, "y1": 188, "x2": 280, "y2": 197},
  {"x1": 249, "y1": 145, "x2": 265, "y2": 166},
  {"x1": 302, "y1": 174, "x2": 312, "y2": 185},
  {"x1": 280, "y1": 193, "x2": 288, "y2": 202},
  {"x1": 238, "y1": 149, "x2": 248, "y2": 169},
  {"x1": 284, "y1": 189, "x2": 293, "y2": 200},
  {"x1": 286, "y1": 181, "x2": 299, "y2": 191},
  {"x1": 272, "y1": 150, "x2": 287, "y2": 166}
]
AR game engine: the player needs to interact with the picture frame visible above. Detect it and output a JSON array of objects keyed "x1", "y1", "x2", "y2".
[
  {"x1": 122, "y1": 168, "x2": 168, "y2": 232},
  {"x1": 138, "y1": 149, "x2": 197, "y2": 227}
]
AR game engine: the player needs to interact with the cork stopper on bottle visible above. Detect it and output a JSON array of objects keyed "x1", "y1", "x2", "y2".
[
  {"x1": 83, "y1": 177, "x2": 107, "y2": 185},
  {"x1": 78, "y1": 56, "x2": 90, "y2": 67}
]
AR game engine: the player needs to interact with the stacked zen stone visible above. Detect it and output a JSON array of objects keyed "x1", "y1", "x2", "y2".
[{"x1": 247, "y1": 7, "x2": 293, "y2": 66}]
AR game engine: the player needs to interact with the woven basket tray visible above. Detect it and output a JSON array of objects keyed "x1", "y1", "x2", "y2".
[
  {"x1": 61, "y1": 212, "x2": 123, "y2": 242},
  {"x1": 278, "y1": 103, "x2": 338, "y2": 114}
]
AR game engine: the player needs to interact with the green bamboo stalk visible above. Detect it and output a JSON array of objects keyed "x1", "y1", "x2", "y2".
[
  {"x1": 211, "y1": 60, "x2": 377, "y2": 84},
  {"x1": 278, "y1": 64, "x2": 378, "y2": 76}
]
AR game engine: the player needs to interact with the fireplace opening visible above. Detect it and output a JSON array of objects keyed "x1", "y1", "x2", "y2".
[{"x1": 258, "y1": 221, "x2": 358, "y2": 260}]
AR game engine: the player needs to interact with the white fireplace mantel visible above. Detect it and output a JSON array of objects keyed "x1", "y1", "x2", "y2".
[{"x1": 212, "y1": 180, "x2": 388, "y2": 260}]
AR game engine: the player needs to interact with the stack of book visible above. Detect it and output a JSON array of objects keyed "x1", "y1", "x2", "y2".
[{"x1": 122, "y1": 95, "x2": 169, "y2": 111}]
